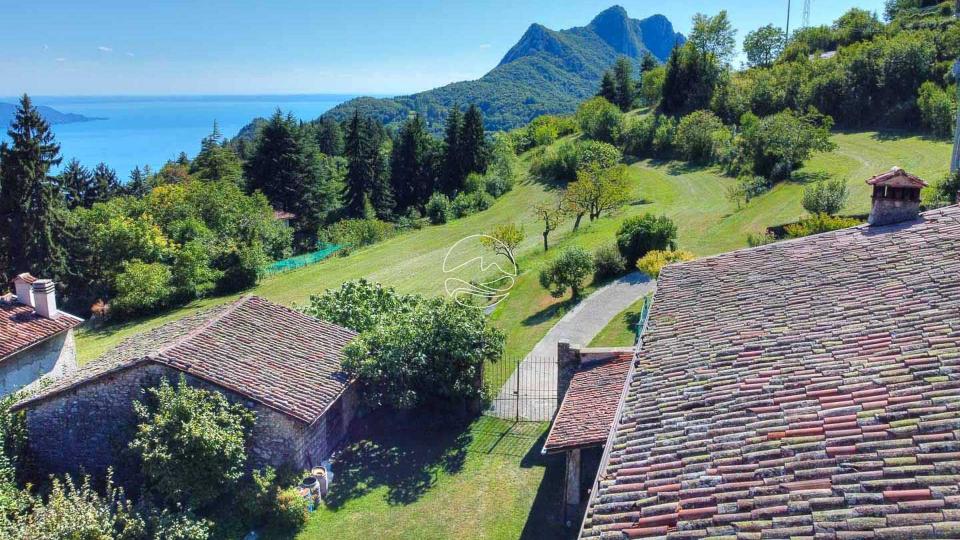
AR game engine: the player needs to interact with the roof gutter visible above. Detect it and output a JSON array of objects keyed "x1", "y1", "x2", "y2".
[{"x1": 575, "y1": 288, "x2": 657, "y2": 539}]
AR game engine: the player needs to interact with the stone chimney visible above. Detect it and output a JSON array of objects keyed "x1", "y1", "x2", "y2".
[
  {"x1": 31, "y1": 279, "x2": 58, "y2": 319},
  {"x1": 866, "y1": 167, "x2": 928, "y2": 226},
  {"x1": 12, "y1": 273, "x2": 36, "y2": 307}
]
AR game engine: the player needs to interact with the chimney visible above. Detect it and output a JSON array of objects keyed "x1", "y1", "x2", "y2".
[
  {"x1": 866, "y1": 167, "x2": 928, "y2": 226},
  {"x1": 31, "y1": 279, "x2": 58, "y2": 319},
  {"x1": 12, "y1": 273, "x2": 36, "y2": 307}
]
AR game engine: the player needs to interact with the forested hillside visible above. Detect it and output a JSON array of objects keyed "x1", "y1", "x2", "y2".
[{"x1": 320, "y1": 6, "x2": 684, "y2": 132}]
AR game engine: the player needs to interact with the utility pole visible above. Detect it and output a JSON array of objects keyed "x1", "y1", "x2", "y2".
[
  {"x1": 785, "y1": 0, "x2": 792, "y2": 42},
  {"x1": 802, "y1": 0, "x2": 811, "y2": 29}
]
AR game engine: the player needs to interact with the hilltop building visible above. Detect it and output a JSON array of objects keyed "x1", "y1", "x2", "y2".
[
  {"x1": 564, "y1": 170, "x2": 960, "y2": 538},
  {"x1": 13, "y1": 295, "x2": 359, "y2": 480},
  {"x1": 0, "y1": 274, "x2": 82, "y2": 396}
]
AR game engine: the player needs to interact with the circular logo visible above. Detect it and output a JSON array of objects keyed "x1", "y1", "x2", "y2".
[{"x1": 442, "y1": 234, "x2": 518, "y2": 309}]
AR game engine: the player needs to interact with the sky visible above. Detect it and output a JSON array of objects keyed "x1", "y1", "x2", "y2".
[{"x1": 1, "y1": 0, "x2": 886, "y2": 97}]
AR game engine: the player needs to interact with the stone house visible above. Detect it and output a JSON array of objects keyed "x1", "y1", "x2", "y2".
[
  {"x1": 12, "y1": 295, "x2": 359, "y2": 480},
  {"x1": 0, "y1": 274, "x2": 82, "y2": 397}
]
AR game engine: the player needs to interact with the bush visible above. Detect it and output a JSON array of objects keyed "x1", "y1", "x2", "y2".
[
  {"x1": 917, "y1": 81, "x2": 956, "y2": 138},
  {"x1": 636, "y1": 250, "x2": 695, "y2": 278},
  {"x1": 926, "y1": 171, "x2": 960, "y2": 208},
  {"x1": 620, "y1": 115, "x2": 656, "y2": 157},
  {"x1": 652, "y1": 116, "x2": 677, "y2": 156},
  {"x1": 733, "y1": 110, "x2": 835, "y2": 181},
  {"x1": 616, "y1": 214, "x2": 678, "y2": 267},
  {"x1": 593, "y1": 243, "x2": 627, "y2": 280},
  {"x1": 674, "y1": 110, "x2": 727, "y2": 164},
  {"x1": 340, "y1": 294, "x2": 505, "y2": 410},
  {"x1": 802, "y1": 179, "x2": 850, "y2": 215},
  {"x1": 302, "y1": 279, "x2": 415, "y2": 333},
  {"x1": 463, "y1": 172, "x2": 484, "y2": 194},
  {"x1": 747, "y1": 231, "x2": 777, "y2": 247},
  {"x1": 320, "y1": 218, "x2": 395, "y2": 250},
  {"x1": 130, "y1": 377, "x2": 255, "y2": 510},
  {"x1": 270, "y1": 488, "x2": 309, "y2": 532},
  {"x1": 533, "y1": 140, "x2": 622, "y2": 182},
  {"x1": 22, "y1": 473, "x2": 146, "y2": 540},
  {"x1": 576, "y1": 97, "x2": 623, "y2": 143},
  {"x1": 539, "y1": 246, "x2": 594, "y2": 298},
  {"x1": 215, "y1": 243, "x2": 267, "y2": 294},
  {"x1": 784, "y1": 213, "x2": 862, "y2": 238},
  {"x1": 452, "y1": 191, "x2": 495, "y2": 218},
  {"x1": 483, "y1": 135, "x2": 520, "y2": 197},
  {"x1": 111, "y1": 260, "x2": 172, "y2": 317},
  {"x1": 425, "y1": 193, "x2": 452, "y2": 224}
]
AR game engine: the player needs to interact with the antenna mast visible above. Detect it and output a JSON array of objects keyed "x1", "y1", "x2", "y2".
[
  {"x1": 802, "y1": 0, "x2": 811, "y2": 28},
  {"x1": 785, "y1": 0, "x2": 792, "y2": 41}
]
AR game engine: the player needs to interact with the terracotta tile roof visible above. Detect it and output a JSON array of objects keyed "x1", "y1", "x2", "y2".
[
  {"x1": 13, "y1": 296, "x2": 357, "y2": 423},
  {"x1": 0, "y1": 296, "x2": 83, "y2": 361},
  {"x1": 866, "y1": 166, "x2": 928, "y2": 188},
  {"x1": 580, "y1": 205, "x2": 960, "y2": 539},
  {"x1": 544, "y1": 352, "x2": 632, "y2": 453}
]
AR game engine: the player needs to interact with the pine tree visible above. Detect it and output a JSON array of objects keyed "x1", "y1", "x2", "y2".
[
  {"x1": 460, "y1": 104, "x2": 489, "y2": 178},
  {"x1": 126, "y1": 166, "x2": 150, "y2": 197},
  {"x1": 613, "y1": 57, "x2": 636, "y2": 112},
  {"x1": 390, "y1": 114, "x2": 435, "y2": 212},
  {"x1": 598, "y1": 71, "x2": 617, "y2": 103},
  {"x1": 89, "y1": 163, "x2": 119, "y2": 205},
  {"x1": 191, "y1": 122, "x2": 243, "y2": 185},
  {"x1": 640, "y1": 51, "x2": 658, "y2": 72},
  {"x1": 441, "y1": 106, "x2": 464, "y2": 193},
  {"x1": 343, "y1": 111, "x2": 372, "y2": 218},
  {"x1": 57, "y1": 159, "x2": 93, "y2": 209},
  {"x1": 0, "y1": 94, "x2": 66, "y2": 280},
  {"x1": 365, "y1": 117, "x2": 394, "y2": 220},
  {"x1": 315, "y1": 117, "x2": 344, "y2": 156}
]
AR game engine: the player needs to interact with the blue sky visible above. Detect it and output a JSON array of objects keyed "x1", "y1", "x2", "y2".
[{"x1": 1, "y1": 0, "x2": 885, "y2": 96}]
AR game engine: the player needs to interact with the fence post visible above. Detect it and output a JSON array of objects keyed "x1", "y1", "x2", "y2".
[{"x1": 515, "y1": 356, "x2": 521, "y2": 422}]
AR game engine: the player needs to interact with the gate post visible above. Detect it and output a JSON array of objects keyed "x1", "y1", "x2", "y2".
[{"x1": 557, "y1": 340, "x2": 580, "y2": 412}]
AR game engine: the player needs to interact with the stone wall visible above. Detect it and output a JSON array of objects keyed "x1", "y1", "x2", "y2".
[
  {"x1": 21, "y1": 363, "x2": 359, "y2": 483},
  {"x1": 0, "y1": 329, "x2": 76, "y2": 397}
]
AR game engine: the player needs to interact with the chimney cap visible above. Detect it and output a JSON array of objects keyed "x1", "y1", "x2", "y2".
[
  {"x1": 866, "y1": 167, "x2": 928, "y2": 188},
  {"x1": 12, "y1": 273, "x2": 36, "y2": 285}
]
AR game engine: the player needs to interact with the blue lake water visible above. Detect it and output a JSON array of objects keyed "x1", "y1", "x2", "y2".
[{"x1": 3, "y1": 94, "x2": 359, "y2": 177}]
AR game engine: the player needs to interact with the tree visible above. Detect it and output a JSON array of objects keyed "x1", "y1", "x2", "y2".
[
  {"x1": 0, "y1": 94, "x2": 66, "y2": 281},
  {"x1": 425, "y1": 192, "x2": 452, "y2": 224},
  {"x1": 802, "y1": 179, "x2": 850, "y2": 215},
  {"x1": 481, "y1": 222, "x2": 524, "y2": 271},
  {"x1": 636, "y1": 249, "x2": 695, "y2": 278},
  {"x1": 689, "y1": 10, "x2": 737, "y2": 64},
  {"x1": 191, "y1": 122, "x2": 244, "y2": 186},
  {"x1": 743, "y1": 24, "x2": 786, "y2": 67},
  {"x1": 616, "y1": 214, "x2": 678, "y2": 266},
  {"x1": 533, "y1": 193, "x2": 567, "y2": 251},
  {"x1": 89, "y1": 162, "x2": 120, "y2": 205},
  {"x1": 110, "y1": 259, "x2": 172, "y2": 317},
  {"x1": 735, "y1": 110, "x2": 835, "y2": 180},
  {"x1": 441, "y1": 106, "x2": 464, "y2": 193},
  {"x1": 539, "y1": 246, "x2": 594, "y2": 298},
  {"x1": 125, "y1": 165, "x2": 151, "y2": 198},
  {"x1": 576, "y1": 97, "x2": 622, "y2": 143},
  {"x1": 612, "y1": 57, "x2": 637, "y2": 111},
  {"x1": 640, "y1": 52, "x2": 658, "y2": 73},
  {"x1": 314, "y1": 116, "x2": 344, "y2": 156},
  {"x1": 342, "y1": 112, "x2": 393, "y2": 219},
  {"x1": 639, "y1": 66, "x2": 666, "y2": 106},
  {"x1": 674, "y1": 110, "x2": 727, "y2": 163},
  {"x1": 130, "y1": 376, "x2": 255, "y2": 510},
  {"x1": 390, "y1": 114, "x2": 436, "y2": 212},
  {"x1": 917, "y1": 82, "x2": 956, "y2": 138},
  {"x1": 564, "y1": 164, "x2": 631, "y2": 230},
  {"x1": 460, "y1": 104, "x2": 489, "y2": 177},
  {"x1": 56, "y1": 159, "x2": 93, "y2": 209},
  {"x1": 661, "y1": 43, "x2": 722, "y2": 115},
  {"x1": 598, "y1": 71, "x2": 617, "y2": 103}
]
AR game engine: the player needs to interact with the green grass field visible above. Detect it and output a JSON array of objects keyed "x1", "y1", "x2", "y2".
[{"x1": 588, "y1": 295, "x2": 647, "y2": 347}]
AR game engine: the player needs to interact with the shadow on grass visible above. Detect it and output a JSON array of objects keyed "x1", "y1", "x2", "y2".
[
  {"x1": 790, "y1": 170, "x2": 831, "y2": 184},
  {"x1": 868, "y1": 129, "x2": 946, "y2": 143},
  {"x1": 323, "y1": 412, "x2": 473, "y2": 509},
  {"x1": 517, "y1": 429, "x2": 575, "y2": 540},
  {"x1": 521, "y1": 295, "x2": 580, "y2": 328}
]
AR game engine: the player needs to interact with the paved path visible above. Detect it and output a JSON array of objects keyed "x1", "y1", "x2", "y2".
[{"x1": 488, "y1": 271, "x2": 655, "y2": 421}]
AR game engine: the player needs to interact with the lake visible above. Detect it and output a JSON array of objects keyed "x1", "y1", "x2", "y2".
[{"x1": 5, "y1": 94, "x2": 359, "y2": 177}]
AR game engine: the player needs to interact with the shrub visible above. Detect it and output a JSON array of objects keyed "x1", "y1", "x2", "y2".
[
  {"x1": 747, "y1": 231, "x2": 777, "y2": 247},
  {"x1": 620, "y1": 115, "x2": 656, "y2": 157},
  {"x1": 425, "y1": 193, "x2": 452, "y2": 224},
  {"x1": 917, "y1": 81, "x2": 956, "y2": 138},
  {"x1": 636, "y1": 250, "x2": 695, "y2": 278},
  {"x1": 111, "y1": 260, "x2": 172, "y2": 317},
  {"x1": 452, "y1": 191, "x2": 495, "y2": 218},
  {"x1": 341, "y1": 295, "x2": 505, "y2": 410},
  {"x1": 533, "y1": 140, "x2": 623, "y2": 183},
  {"x1": 270, "y1": 488, "x2": 309, "y2": 532},
  {"x1": 733, "y1": 110, "x2": 835, "y2": 181},
  {"x1": 926, "y1": 171, "x2": 960, "y2": 208},
  {"x1": 130, "y1": 377, "x2": 255, "y2": 510},
  {"x1": 215, "y1": 242, "x2": 267, "y2": 294},
  {"x1": 483, "y1": 135, "x2": 521, "y2": 197},
  {"x1": 22, "y1": 473, "x2": 146, "y2": 540},
  {"x1": 784, "y1": 213, "x2": 862, "y2": 238},
  {"x1": 463, "y1": 172, "x2": 485, "y2": 194},
  {"x1": 652, "y1": 116, "x2": 677, "y2": 156},
  {"x1": 539, "y1": 247, "x2": 594, "y2": 298},
  {"x1": 593, "y1": 243, "x2": 627, "y2": 280},
  {"x1": 802, "y1": 179, "x2": 850, "y2": 215},
  {"x1": 576, "y1": 97, "x2": 623, "y2": 143},
  {"x1": 640, "y1": 66, "x2": 666, "y2": 106},
  {"x1": 321, "y1": 218, "x2": 395, "y2": 250},
  {"x1": 674, "y1": 110, "x2": 727, "y2": 164},
  {"x1": 616, "y1": 214, "x2": 678, "y2": 267}
]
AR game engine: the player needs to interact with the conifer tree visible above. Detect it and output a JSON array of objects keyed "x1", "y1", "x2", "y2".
[
  {"x1": 57, "y1": 159, "x2": 93, "y2": 209},
  {"x1": 315, "y1": 116, "x2": 344, "y2": 156},
  {"x1": 191, "y1": 121, "x2": 244, "y2": 185},
  {"x1": 343, "y1": 112, "x2": 394, "y2": 219},
  {"x1": 390, "y1": 114, "x2": 434, "y2": 212},
  {"x1": 598, "y1": 71, "x2": 617, "y2": 103},
  {"x1": 89, "y1": 163, "x2": 120, "y2": 205},
  {"x1": 460, "y1": 104, "x2": 488, "y2": 178},
  {"x1": 613, "y1": 57, "x2": 636, "y2": 112},
  {"x1": 0, "y1": 94, "x2": 67, "y2": 280},
  {"x1": 365, "y1": 117, "x2": 394, "y2": 220},
  {"x1": 441, "y1": 106, "x2": 464, "y2": 193},
  {"x1": 125, "y1": 166, "x2": 150, "y2": 198}
]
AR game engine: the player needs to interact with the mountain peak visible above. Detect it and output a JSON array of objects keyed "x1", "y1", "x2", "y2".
[
  {"x1": 498, "y1": 23, "x2": 566, "y2": 66},
  {"x1": 589, "y1": 5, "x2": 630, "y2": 26},
  {"x1": 587, "y1": 5, "x2": 645, "y2": 59}
]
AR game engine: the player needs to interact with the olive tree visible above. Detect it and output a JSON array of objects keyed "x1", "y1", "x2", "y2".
[{"x1": 539, "y1": 247, "x2": 594, "y2": 298}]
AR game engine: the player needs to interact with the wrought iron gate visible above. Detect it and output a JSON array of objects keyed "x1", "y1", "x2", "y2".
[{"x1": 485, "y1": 356, "x2": 558, "y2": 422}]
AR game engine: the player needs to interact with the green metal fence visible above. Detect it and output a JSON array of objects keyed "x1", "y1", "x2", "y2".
[{"x1": 264, "y1": 243, "x2": 344, "y2": 276}]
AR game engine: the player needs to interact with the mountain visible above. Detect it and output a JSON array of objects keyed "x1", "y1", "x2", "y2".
[
  {"x1": 0, "y1": 102, "x2": 102, "y2": 129},
  {"x1": 322, "y1": 6, "x2": 684, "y2": 133}
]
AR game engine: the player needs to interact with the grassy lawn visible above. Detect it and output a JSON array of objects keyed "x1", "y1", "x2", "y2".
[
  {"x1": 587, "y1": 295, "x2": 647, "y2": 347},
  {"x1": 75, "y1": 131, "x2": 951, "y2": 366},
  {"x1": 286, "y1": 415, "x2": 569, "y2": 540}
]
